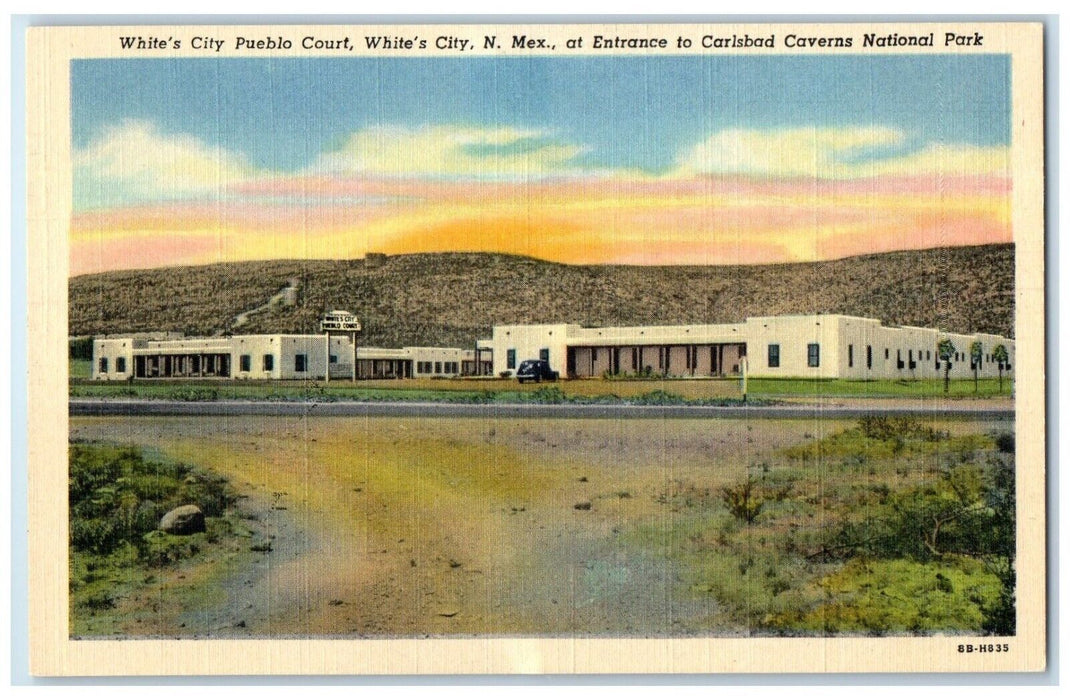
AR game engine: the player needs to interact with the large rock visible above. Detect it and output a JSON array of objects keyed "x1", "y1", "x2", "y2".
[{"x1": 159, "y1": 505, "x2": 205, "y2": 535}]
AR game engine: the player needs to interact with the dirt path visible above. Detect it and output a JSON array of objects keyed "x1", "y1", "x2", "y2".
[
  {"x1": 70, "y1": 414, "x2": 1004, "y2": 637},
  {"x1": 218, "y1": 277, "x2": 299, "y2": 335}
]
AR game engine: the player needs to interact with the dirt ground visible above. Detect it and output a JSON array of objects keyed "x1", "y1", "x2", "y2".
[{"x1": 68, "y1": 414, "x2": 1000, "y2": 637}]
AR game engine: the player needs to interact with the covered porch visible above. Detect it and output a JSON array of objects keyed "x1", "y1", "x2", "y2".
[
  {"x1": 133, "y1": 352, "x2": 232, "y2": 378},
  {"x1": 355, "y1": 358, "x2": 412, "y2": 379},
  {"x1": 566, "y1": 342, "x2": 747, "y2": 378}
]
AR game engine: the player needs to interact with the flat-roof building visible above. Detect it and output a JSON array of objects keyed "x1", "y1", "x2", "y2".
[
  {"x1": 91, "y1": 335, "x2": 486, "y2": 381},
  {"x1": 485, "y1": 314, "x2": 1015, "y2": 381},
  {"x1": 90, "y1": 314, "x2": 1014, "y2": 383}
]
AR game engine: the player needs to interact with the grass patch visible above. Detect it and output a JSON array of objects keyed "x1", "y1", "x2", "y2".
[
  {"x1": 745, "y1": 377, "x2": 1013, "y2": 398},
  {"x1": 624, "y1": 417, "x2": 1016, "y2": 635},
  {"x1": 68, "y1": 441, "x2": 248, "y2": 635},
  {"x1": 771, "y1": 558, "x2": 1004, "y2": 634},
  {"x1": 69, "y1": 359, "x2": 92, "y2": 379},
  {"x1": 69, "y1": 379, "x2": 768, "y2": 406},
  {"x1": 71, "y1": 374, "x2": 1012, "y2": 403}
]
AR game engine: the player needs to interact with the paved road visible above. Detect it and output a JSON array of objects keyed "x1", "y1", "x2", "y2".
[{"x1": 69, "y1": 399, "x2": 1015, "y2": 420}]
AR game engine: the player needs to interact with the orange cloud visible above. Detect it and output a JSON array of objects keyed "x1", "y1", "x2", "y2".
[{"x1": 70, "y1": 173, "x2": 1012, "y2": 276}]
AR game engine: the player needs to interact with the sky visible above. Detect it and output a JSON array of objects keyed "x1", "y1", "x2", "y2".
[{"x1": 70, "y1": 55, "x2": 1012, "y2": 275}]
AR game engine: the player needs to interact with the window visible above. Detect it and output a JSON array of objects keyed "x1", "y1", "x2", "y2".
[
  {"x1": 435, "y1": 362, "x2": 442, "y2": 374},
  {"x1": 767, "y1": 344, "x2": 780, "y2": 368},
  {"x1": 99, "y1": 357, "x2": 108, "y2": 373},
  {"x1": 240, "y1": 354, "x2": 251, "y2": 372},
  {"x1": 807, "y1": 343, "x2": 820, "y2": 368},
  {"x1": 447, "y1": 362, "x2": 459, "y2": 374},
  {"x1": 866, "y1": 345, "x2": 873, "y2": 369},
  {"x1": 539, "y1": 348, "x2": 550, "y2": 362},
  {"x1": 329, "y1": 354, "x2": 338, "y2": 363},
  {"x1": 848, "y1": 344, "x2": 854, "y2": 368},
  {"x1": 885, "y1": 348, "x2": 890, "y2": 360},
  {"x1": 263, "y1": 354, "x2": 274, "y2": 371},
  {"x1": 632, "y1": 348, "x2": 639, "y2": 371},
  {"x1": 295, "y1": 354, "x2": 307, "y2": 372},
  {"x1": 507, "y1": 349, "x2": 516, "y2": 370},
  {"x1": 116, "y1": 357, "x2": 126, "y2": 373}
]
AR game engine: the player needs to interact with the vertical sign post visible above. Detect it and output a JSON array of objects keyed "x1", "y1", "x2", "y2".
[{"x1": 320, "y1": 310, "x2": 362, "y2": 385}]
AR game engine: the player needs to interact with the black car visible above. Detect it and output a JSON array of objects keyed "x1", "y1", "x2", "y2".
[{"x1": 516, "y1": 359, "x2": 559, "y2": 383}]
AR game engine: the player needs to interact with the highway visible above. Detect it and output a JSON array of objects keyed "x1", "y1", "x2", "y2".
[{"x1": 69, "y1": 399, "x2": 1015, "y2": 420}]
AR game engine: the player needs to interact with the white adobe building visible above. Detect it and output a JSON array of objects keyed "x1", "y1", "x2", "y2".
[
  {"x1": 90, "y1": 314, "x2": 1014, "y2": 383},
  {"x1": 486, "y1": 314, "x2": 1014, "y2": 380},
  {"x1": 91, "y1": 335, "x2": 484, "y2": 381}
]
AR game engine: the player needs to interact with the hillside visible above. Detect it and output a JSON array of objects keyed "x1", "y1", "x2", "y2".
[{"x1": 69, "y1": 244, "x2": 1014, "y2": 346}]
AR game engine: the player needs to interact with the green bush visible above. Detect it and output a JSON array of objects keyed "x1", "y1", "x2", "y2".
[
  {"x1": 527, "y1": 386, "x2": 567, "y2": 404},
  {"x1": 69, "y1": 517, "x2": 121, "y2": 555},
  {"x1": 721, "y1": 479, "x2": 764, "y2": 524},
  {"x1": 817, "y1": 459, "x2": 1014, "y2": 565},
  {"x1": 630, "y1": 390, "x2": 687, "y2": 405},
  {"x1": 167, "y1": 387, "x2": 219, "y2": 402},
  {"x1": 994, "y1": 432, "x2": 1015, "y2": 454},
  {"x1": 69, "y1": 442, "x2": 236, "y2": 560},
  {"x1": 858, "y1": 415, "x2": 943, "y2": 441}
]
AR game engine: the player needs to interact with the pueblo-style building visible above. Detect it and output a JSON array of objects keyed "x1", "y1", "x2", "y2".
[
  {"x1": 486, "y1": 314, "x2": 1014, "y2": 381},
  {"x1": 90, "y1": 314, "x2": 1014, "y2": 382},
  {"x1": 91, "y1": 335, "x2": 489, "y2": 381}
]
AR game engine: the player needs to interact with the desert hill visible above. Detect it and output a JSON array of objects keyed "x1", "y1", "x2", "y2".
[{"x1": 69, "y1": 244, "x2": 1014, "y2": 347}]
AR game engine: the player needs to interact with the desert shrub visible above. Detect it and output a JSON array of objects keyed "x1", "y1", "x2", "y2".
[
  {"x1": 721, "y1": 479, "x2": 764, "y2": 524},
  {"x1": 630, "y1": 390, "x2": 687, "y2": 405},
  {"x1": 858, "y1": 415, "x2": 943, "y2": 442},
  {"x1": 140, "y1": 530, "x2": 205, "y2": 567},
  {"x1": 82, "y1": 591, "x2": 116, "y2": 611},
  {"x1": 981, "y1": 558, "x2": 1016, "y2": 636},
  {"x1": 69, "y1": 517, "x2": 122, "y2": 555},
  {"x1": 526, "y1": 386, "x2": 567, "y2": 404},
  {"x1": 69, "y1": 444, "x2": 133, "y2": 503},
  {"x1": 817, "y1": 459, "x2": 1015, "y2": 565},
  {"x1": 167, "y1": 387, "x2": 219, "y2": 402},
  {"x1": 994, "y1": 432, "x2": 1015, "y2": 454}
]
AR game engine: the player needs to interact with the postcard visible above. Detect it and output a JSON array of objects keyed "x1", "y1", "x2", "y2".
[{"x1": 25, "y1": 20, "x2": 1045, "y2": 675}]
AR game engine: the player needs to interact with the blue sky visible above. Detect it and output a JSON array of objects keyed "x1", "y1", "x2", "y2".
[{"x1": 72, "y1": 55, "x2": 1010, "y2": 175}]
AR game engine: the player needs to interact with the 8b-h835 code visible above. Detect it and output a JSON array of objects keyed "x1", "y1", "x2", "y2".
[{"x1": 958, "y1": 644, "x2": 1010, "y2": 653}]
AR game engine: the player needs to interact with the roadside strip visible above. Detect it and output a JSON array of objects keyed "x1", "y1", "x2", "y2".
[{"x1": 69, "y1": 399, "x2": 1014, "y2": 420}]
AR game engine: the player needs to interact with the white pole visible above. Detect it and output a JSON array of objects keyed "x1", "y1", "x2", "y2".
[{"x1": 324, "y1": 332, "x2": 330, "y2": 384}]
